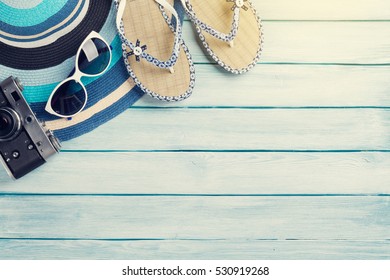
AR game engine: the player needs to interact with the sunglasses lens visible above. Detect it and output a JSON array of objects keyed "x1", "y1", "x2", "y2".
[
  {"x1": 78, "y1": 37, "x2": 111, "y2": 75},
  {"x1": 50, "y1": 80, "x2": 86, "y2": 117}
]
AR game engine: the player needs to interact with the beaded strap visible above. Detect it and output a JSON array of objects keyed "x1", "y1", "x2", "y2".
[
  {"x1": 114, "y1": 0, "x2": 182, "y2": 69},
  {"x1": 188, "y1": 0, "x2": 263, "y2": 74},
  {"x1": 181, "y1": 0, "x2": 249, "y2": 43}
]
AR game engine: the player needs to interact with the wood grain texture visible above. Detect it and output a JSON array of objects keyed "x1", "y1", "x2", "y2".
[
  {"x1": 183, "y1": 21, "x2": 390, "y2": 64},
  {"x1": 0, "y1": 152, "x2": 389, "y2": 195},
  {"x1": 136, "y1": 65, "x2": 390, "y2": 107},
  {"x1": 0, "y1": 196, "x2": 389, "y2": 240},
  {"x1": 1, "y1": 0, "x2": 390, "y2": 260},
  {"x1": 0, "y1": 240, "x2": 389, "y2": 260},
  {"x1": 62, "y1": 109, "x2": 390, "y2": 150},
  {"x1": 252, "y1": 0, "x2": 390, "y2": 20}
]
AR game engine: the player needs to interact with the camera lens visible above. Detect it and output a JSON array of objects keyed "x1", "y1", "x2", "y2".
[{"x1": 0, "y1": 108, "x2": 21, "y2": 141}]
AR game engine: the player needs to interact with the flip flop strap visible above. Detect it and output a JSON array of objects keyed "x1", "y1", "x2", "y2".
[
  {"x1": 181, "y1": 0, "x2": 242, "y2": 42},
  {"x1": 115, "y1": 0, "x2": 182, "y2": 69}
]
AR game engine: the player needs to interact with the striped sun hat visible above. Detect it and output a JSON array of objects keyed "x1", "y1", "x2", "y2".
[{"x1": 0, "y1": 0, "x2": 145, "y2": 141}]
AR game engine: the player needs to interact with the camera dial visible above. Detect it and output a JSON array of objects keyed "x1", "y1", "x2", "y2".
[
  {"x1": 0, "y1": 107, "x2": 21, "y2": 141},
  {"x1": 0, "y1": 76, "x2": 60, "y2": 179},
  {"x1": 14, "y1": 77, "x2": 24, "y2": 92}
]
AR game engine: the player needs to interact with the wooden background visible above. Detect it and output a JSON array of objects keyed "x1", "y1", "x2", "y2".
[{"x1": 1, "y1": 0, "x2": 390, "y2": 259}]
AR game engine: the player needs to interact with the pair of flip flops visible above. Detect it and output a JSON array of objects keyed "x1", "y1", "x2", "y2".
[{"x1": 115, "y1": 0, "x2": 263, "y2": 102}]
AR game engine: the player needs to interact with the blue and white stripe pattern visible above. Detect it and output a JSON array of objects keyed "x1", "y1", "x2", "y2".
[
  {"x1": 0, "y1": 1, "x2": 140, "y2": 141},
  {"x1": 0, "y1": 0, "x2": 189, "y2": 141},
  {"x1": 0, "y1": 0, "x2": 89, "y2": 48}
]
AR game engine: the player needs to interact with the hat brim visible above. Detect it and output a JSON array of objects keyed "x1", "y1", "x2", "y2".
[
  {"x1": 0, "y1": 0, "x2": 111, "y2": 70},
  {"x1": 0, "y1": 0, "x2": 186, "y2": 142}
]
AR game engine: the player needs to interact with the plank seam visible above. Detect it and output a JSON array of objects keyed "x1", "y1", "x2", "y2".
[
  {"x1": 130, "y1": 106, "x2": 390, "y2": 109},
  {"x1": 60, "y1": 150, "x2": 390, "y2": 153},
  {"x1": 1, "y1": 194, "x2": 389, "y2": 197},
  {"x1": 0, "y1": 238, "x2": 389, "y2": 242}
]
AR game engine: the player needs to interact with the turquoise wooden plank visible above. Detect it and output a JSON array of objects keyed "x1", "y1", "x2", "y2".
[
  {"x1": 135, "y1": 65, "x2": 390, "y2": 107},
  {"x1": 62, "y1": 109, "x2": 390, "y2": 150},
  {"x1": 182, "y1": 1, "x2": 390, "y2": 20},
  {"x1": 0, "y1": 240, "x2": 389, "y2": 260},
  {"x1": 1, "y1": 152, "x2": 389, "y2": 195},
  {"x1": 1, "y1": 0, "x2": 389, "y2": 261},
  {"x1": 252, "y1": 0, "x2": 390, "y2": 20},
  {"x1": 1, "y1": 196, "x2": 389, "y2": 240},
  {"x1": 182, "y1": 21, "x2": 390, "y2": 64}
]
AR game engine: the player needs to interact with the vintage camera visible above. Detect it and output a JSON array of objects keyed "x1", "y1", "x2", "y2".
[{"x1": 0, "y1": 76, "x2": 60, "y2": 179}]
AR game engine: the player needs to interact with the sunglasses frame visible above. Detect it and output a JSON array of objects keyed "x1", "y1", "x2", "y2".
[{"x1": 45, "y1": 31, "x2": 112, "y2": 118}]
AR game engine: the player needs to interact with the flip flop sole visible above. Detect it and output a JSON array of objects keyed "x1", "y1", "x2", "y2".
[
  {"x1": 189, "y1": 0, "x2": 262, "y2": 74},
  {"x1": 121, "y1": 0, "x2": 194, "y2": 101}
]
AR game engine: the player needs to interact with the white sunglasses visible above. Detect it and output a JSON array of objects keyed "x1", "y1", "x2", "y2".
[{"x1": 45, "y1": 31, "x2": 112, "y2": 118}]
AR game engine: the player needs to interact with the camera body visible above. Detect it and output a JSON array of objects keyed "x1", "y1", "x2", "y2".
[{"x1": 0, "y1": 76, "x2": 60, "y2": 179}]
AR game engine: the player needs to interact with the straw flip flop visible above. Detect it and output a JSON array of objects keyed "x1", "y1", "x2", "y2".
[
  {"x1": 115, "y1": 0, "x2": 195, "y2": 101},
  {"x1": 181, "y1": 0, "x2": 263, "y2": 74}
]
